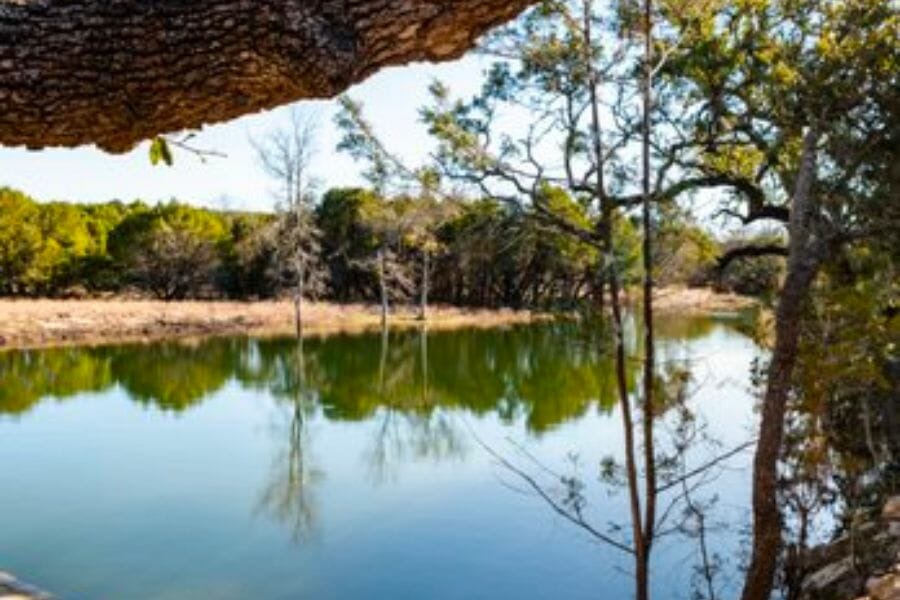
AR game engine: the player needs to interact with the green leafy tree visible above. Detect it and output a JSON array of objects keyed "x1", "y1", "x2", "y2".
[
  {"x1": 219, "y1": 213, "x2": 279, "y2": 299},
  {"x1": 316, "y1": 187, "x2": 382, "y2": 301},
  {"x1": 0, "y1": 188, "x2": 42, "y2": 295},
  {"x1": 656, "y1": 0, "x2": 898, "y2": 597},
  {"x1": 108, "y1": 202, "x2": 227, "y2": 300},
  {"x1": 653, "y1": 206, "x2": 719, "y2": 287},
  {"x1": 34, "y1": 201, "x2": 95, "y2": 293}
]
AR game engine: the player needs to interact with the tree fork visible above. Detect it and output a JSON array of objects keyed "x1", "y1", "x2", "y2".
[{"x1": 0, "y1": 0, "x2": 534, "y2": 152}]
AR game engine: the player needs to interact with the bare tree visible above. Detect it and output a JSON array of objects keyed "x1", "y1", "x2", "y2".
[
  {"x1": 417, "y1": 1, "x2": 726, "y2": 596},
  {"x1": 373, "y1": 234, "x2": 415, "y2": 328},
  {"x1": 348, "y1": 199, "x2": 416, "y2": 328},
  {"x1": 252, "y1": 108, "x2": 327, "y2": 336}
]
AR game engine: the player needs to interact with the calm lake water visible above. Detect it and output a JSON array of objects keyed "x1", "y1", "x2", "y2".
[{"x1": 0, "y1": 318, "x2": 761, "y2": 599}]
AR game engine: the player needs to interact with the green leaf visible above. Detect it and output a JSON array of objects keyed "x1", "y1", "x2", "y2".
[{"x1": 149, "y1": 137, "x2": 173, "y2": 167}]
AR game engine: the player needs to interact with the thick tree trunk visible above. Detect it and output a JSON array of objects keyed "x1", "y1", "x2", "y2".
[
  {"x1": 740, "y1": 129, "x2": 823, "y2": 600},
  {"x1": 0, "y1": 0, "x2": 534, "y2": 151}
]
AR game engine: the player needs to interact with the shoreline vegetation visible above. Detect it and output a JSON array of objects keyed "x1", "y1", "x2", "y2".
[{"x1": 0, "y1": 286, "x2": 755, "y2": 351}]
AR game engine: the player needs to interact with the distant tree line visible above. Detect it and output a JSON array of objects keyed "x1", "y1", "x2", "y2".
[{"x1": 0, "y1": 185, "x2": 781, "y2": 306}]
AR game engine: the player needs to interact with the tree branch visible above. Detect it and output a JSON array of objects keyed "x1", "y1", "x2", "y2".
[
  {"x1": 0, "y1": 0, "x2": 535, "y2": 151},
  {"x1": 716, "y1": 245, "x2": 788, "y2": 272}
]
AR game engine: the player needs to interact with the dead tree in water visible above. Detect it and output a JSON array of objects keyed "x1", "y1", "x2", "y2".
[{"x1": 252, "y1": 108, "x2": 326, "y2": 336}]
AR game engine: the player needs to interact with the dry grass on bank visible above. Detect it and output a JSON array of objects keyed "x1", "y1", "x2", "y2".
[
  {"x1": 0, "y1": 287, "x2": 756, "y2": 350},
  {"x1": 647, "y1": 286, "x2": 757, "y2": 314},
  {"x1": 0, "y1": 299, "x2": 547, "y2": 350}
]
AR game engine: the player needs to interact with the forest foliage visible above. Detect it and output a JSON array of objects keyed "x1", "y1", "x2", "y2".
[{"x1": 0, "y1": 185, "x2": 746, "y2": 306}]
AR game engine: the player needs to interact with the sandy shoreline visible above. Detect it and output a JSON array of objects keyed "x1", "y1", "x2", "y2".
[{"x1": 0, "y1": 288, "x2": 755, "y2": 350}]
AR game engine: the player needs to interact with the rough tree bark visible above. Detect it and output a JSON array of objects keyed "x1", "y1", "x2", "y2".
[
  {"x1": 740, "y1": 128, "x2": 824, "y2": 600},
  {"x1": 0, "y1": 0, "x2": 534, "y2": 151}
]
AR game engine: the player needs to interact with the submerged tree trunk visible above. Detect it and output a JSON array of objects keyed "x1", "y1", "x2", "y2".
[
  {"x1": 0, "y1": 0, "x2": 535, "y2": 151},
  {"x1": 378, "y1": 323, "x2": 389, "y2": 393},
  {"x1": 741, "y1": 129, "x2": 823, "y2": 600}
]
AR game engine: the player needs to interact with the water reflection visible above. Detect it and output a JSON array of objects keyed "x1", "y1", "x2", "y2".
[
  {"x1": 2, "y1": 316, "x2": 895, "y2": 598},
  {"x1": 256, "y1": 341, "x2": 323, "y2": 542},
  {"x1": 0, "y1": 316, "x2": 764, "y2": 599},
  {"x1": 1, "y1": 319, "x2": 687, "y2": 431}
]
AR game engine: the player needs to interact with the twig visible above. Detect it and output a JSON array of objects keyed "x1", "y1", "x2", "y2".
[{"x1": 658, "y1": 440, "x2": 756, "y2": 494}]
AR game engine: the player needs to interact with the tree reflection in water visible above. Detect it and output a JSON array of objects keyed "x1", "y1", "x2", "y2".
[
  {"x1": 366, "y1": 327, "x2": 467, "y2": 484},
  {"x1": 0, "y1": 320, "x2": 637, "y2": 429},
  {"x1": 1, "y1": 317, "x2": 895, "y2": 595},
  {"x1": 0, "y1": 322, "x2": 629, "y2": 543},
  {"x1": 255, "y1": 337, "x2": 324, "y2": 542}
]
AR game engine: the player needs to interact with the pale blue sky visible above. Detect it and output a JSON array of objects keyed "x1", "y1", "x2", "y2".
[
  {"x1": 0, "y1": 52, "x2": 735, "y2": 232},
  {"x1": 0, "y1": 55, "x2": 489, "y2": 213}
]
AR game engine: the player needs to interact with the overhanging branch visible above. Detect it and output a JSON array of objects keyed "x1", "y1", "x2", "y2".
[
  {"x1": 0, "y1": 0, "x2": 535, "y2": 151},
  {"x1": 716, "y1": 244, "x2": 788, "y2": 271}
]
